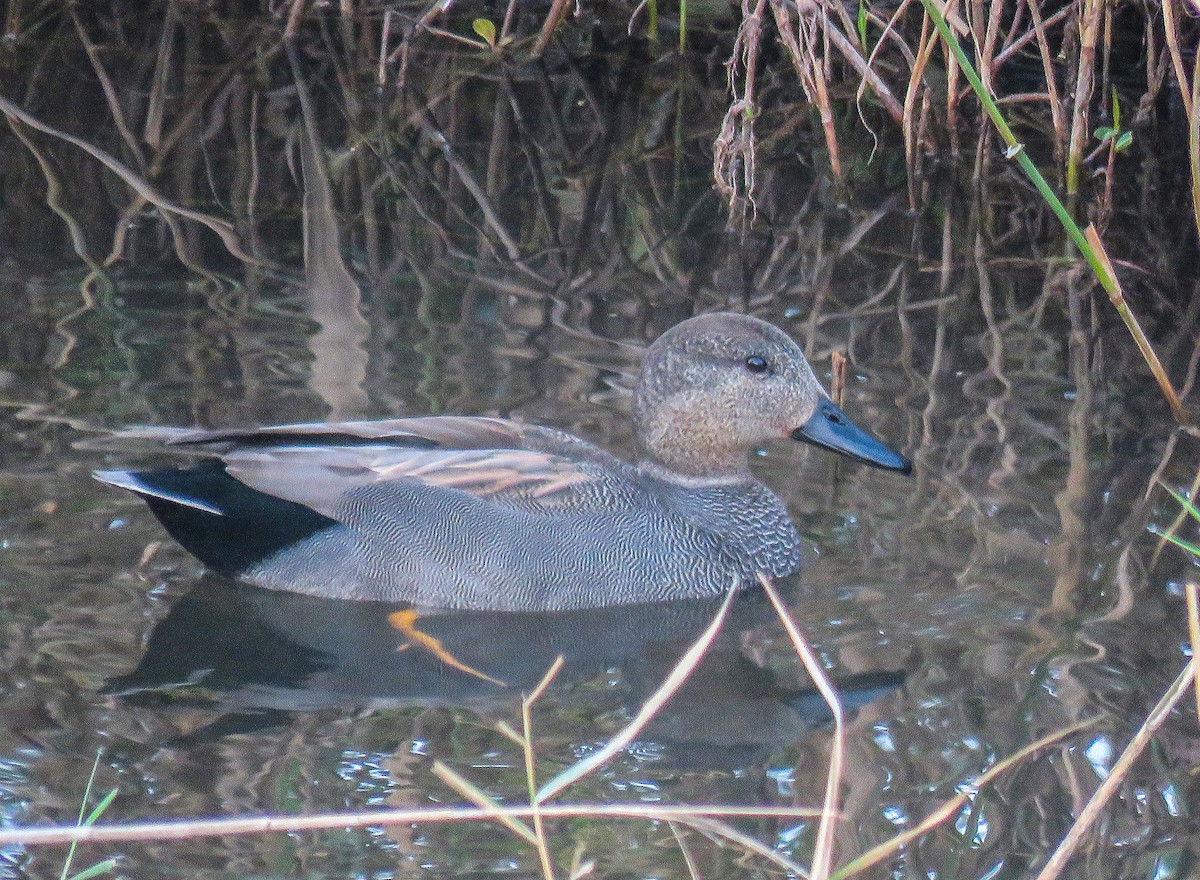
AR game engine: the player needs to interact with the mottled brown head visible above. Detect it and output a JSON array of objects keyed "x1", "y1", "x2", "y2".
[{"x1": 633, "y1": 313, "x2": 911, "y2": 481}]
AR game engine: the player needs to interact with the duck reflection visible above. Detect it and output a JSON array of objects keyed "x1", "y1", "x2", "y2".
[{"x1": 106, "y1": 577, "x2": 903, "y2": 761}]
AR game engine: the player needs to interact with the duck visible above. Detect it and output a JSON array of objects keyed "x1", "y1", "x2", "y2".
[{"x1": 94, "y1": 313, "x2": 911, "y2": 611}]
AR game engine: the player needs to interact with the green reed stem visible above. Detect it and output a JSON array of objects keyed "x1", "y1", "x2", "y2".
[
  {"x1": 919, "y1": 0, "x2": 1091, "y2": 269},
  {"x1": 917, "y1": 0, "x2": 1189, "y2": 425}
]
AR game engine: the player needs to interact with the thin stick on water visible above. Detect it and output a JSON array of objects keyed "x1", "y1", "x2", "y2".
[
  {"x1": 524, "y1": 657, "x2": 566, "y2": 880},
  {"x1": 1187, "y1": 584, "x2": 1200, "y2": 728},
  {"x1": 442, "y1": 657, "x2": 565, "y2": 877},
  {"x1": 431, "y1": 762, "x2": 538, "y2": 845},
  {"x1": 1032, "y1": 659, "x2": 1196, "y2": 880},
  {"x1": 830, "y1": 351, "x2": 847, "y2": 408},
  {"x1": 833, "y1": 717, "x2": 1097, "y2": 879},
  {"x1": 667, "y1": 822, "x2": 702, "y2": 880},
  {"x1": 0, "y1": 803, "x2": 825, "y2": 848},
  {"x1": 758, "y1": 574, "x2": 841, "y2": 880},
  {"x1": 535, "y1": 583, "x2": 738, "y2": 803}
]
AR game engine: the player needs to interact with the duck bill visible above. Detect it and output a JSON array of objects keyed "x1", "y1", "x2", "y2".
[{"x1": 792, "y1": 397, "x2": 912, "y2": 474}]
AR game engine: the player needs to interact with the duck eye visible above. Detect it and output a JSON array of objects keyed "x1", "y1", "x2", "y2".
[{"x1": 744, "y1": 355, "x2": 770, "y2": 374}]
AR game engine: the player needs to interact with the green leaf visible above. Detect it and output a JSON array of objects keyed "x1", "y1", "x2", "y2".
[
  {"x1": 1150, "y1": 482, "x2": 1200, "y2": 559},
  {"x1": 1094, "y1": 126, "x2": 1114, "y2": 142},
  {"x1": 1115, "y1": 131, "x2": 1133, "y2": 151},
  {"x1": 857, "y1": 0, "x2": 869, "y2": 49},
  {"x1": 65, "y1": 860, "x2": 118, "y2": 880},
  {"x1": 1149, "y1": 526, "x2": 1200, "y2": 558},
  {"x1": 83, "y1": 788, "x2": 118, "y2": 826},
  {"x1": 1162, "y1": 483, "x2": 1200, "y2": 523},
  {"x1": 472, "y1": 18, "x2": 496, "y2": 47},
  {"x1": 1111, "y1": 86, "x2": 1121, "y2": 130}
]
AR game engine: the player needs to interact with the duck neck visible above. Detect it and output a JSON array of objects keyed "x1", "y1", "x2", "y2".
[
  {"x1": 635, "y1": 448, "x2": 753, "y2": 485},
  {"x1": 633, "y1": 401, "x2": 754, "y2": 482}
]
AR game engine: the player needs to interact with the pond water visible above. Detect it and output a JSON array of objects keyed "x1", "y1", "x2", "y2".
[{"x1": 0, "y1": 5, "x2": 1199, "y2": 879}]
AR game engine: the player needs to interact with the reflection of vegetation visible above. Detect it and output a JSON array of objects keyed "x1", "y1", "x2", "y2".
[
  {"x1": 916, "y1": 0, "x2": 1186, "y2": 423},
  {"x1": 0, "y1": 2, "x2": 1193, "y2": 281}
]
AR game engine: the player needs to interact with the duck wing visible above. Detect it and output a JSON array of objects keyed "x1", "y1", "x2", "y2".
[
  {"x1": 122, "y1": 415, "x2": 529, "y2": 452},
  {"x1": 95, "y1": 418, "x2": 740, "y2": 609},
  {"x1": 109, "y1": 416, "x2": 631, "y2": 518},
  {"x1": 223, "y1": 444, "x2": 609, "y2": 518}
]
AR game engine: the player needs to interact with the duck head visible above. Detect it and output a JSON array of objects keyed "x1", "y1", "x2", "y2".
[{"x1": 633, "y1": 313, "x2": 912, "y2": 481}]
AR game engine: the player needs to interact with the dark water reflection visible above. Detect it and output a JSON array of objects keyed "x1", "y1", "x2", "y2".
[
  {"x1": 105, "y1": 578, "x2": 903, "y2": 756},
  {"x1": 0, "y1": 5, "x2": 1199, "y2": 879}
]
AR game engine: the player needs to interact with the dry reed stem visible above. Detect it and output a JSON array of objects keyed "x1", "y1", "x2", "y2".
[
  {"x1": 283, "y1": 0, "x2": 305, "y2": 41},
  {"x1": 0, "y1": 803, "x2": 825, "y2": 848},
  {"x1": 667, "y1": 822, "x2": 702, "y2": 880},
  {"x1": 1032, "y1": 658, "x2": 1197, "y2": 880},
  {"x1": 832, "y1": 717, "x2": 1097, "y2": 879},
  {"x1": 977, "y1": 0, "x2": 1001, "y2": 96},
  {"x1": 523, "y1": 657, "x2": 566, "y2": 880},
  {"x1": 1083, "y1": 225, "x2": 1189, "y2": 424},
  {"x1": 378, "y1": 9, "x2": 393, "y2": 86},
  {"x1": 566, "y1": 845, "x2": 595, "y2": 880},
  {"x1": 945, "y1": 0, "x2": 961, "y2": 156},
  {"x1": 1066, "y1": 0, "x2": 1102, "y2": 196},
  {"x1": 714, "y1": 0, "x2": 769, "y2": 224},
  {"x1": 535, "y1": 584, "x2": 737, "y2": 802},
  {"x1": 805, "y1": 1, "x2": 842, "y2": 180},
  {"x1": 757, "y1": 574, "x2": 842, "y2": 880},
  {"x1": 432, "y1": 762, "x2": 539, "y2": 844},
  {"x1": 857, "y1": 0, "x2": 913, "y2": 128},
  {"x1": 991, "y1": 4, "x2": 1070, "y2": 68},
  {"x1": 769, "y1": 0, "x2": 843, "y2": 180},
  {"x1": 903, "y1": 13, "x2": 938, "y2": 208},
  {"x1": 1186, "y1": 584, "x2": 1200, "y2": 729},
  {"x1": 500, "y1": 0, "x2": 519, "y2": 44},
  {"x1": 534, "y1": 0, "x2": 573, "y2": 56},
  {"x1": 1191, "y1": 42, "x2": 1200, "y2": 250},
  {"x1": 830, "y1": 351, "x2": 847, "y2": 407},
  {"x1": 1161, "y1": 0, "x2": 1192, "y2": 118}
]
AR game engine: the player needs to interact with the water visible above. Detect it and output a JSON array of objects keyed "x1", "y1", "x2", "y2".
[{"x1": 0, "y1": 6, "x2": 1198, "y2": 879}]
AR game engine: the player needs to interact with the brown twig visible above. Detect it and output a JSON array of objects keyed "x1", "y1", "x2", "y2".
[
  {"x1": 1066, "y1": 0, "x2": 1102, "y2": 196},
  {"x1": 758, "y1": 574, "x2": 842, "y2": 880},
  {"x1": 0, "y1": 803, "x2": 824, "y2": 848},
  {"x1": 1032, "y1": 659, "x2": 1197, "y2": 880},
  {"x1": 535, "y1": 585, "x2": 738, "y2": 803}
]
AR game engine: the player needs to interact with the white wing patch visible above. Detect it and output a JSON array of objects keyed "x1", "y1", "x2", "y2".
[{"x1": 93, "y1": 469, "x2": 225, "y2": 515}]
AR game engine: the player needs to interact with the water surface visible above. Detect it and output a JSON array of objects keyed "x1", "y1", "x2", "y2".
[{"x1": 0, "y1": 7, "x2": 1198, "y2": 879}]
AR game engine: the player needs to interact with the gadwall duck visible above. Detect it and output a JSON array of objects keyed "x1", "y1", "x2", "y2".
[{"x1": 95, "y1": 313, "x2": 910, "y2": 610}]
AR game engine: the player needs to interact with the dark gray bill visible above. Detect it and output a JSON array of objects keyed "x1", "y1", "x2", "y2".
[{"x1": 792, "y1": 397, "x2": 912, "y2": 474}]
